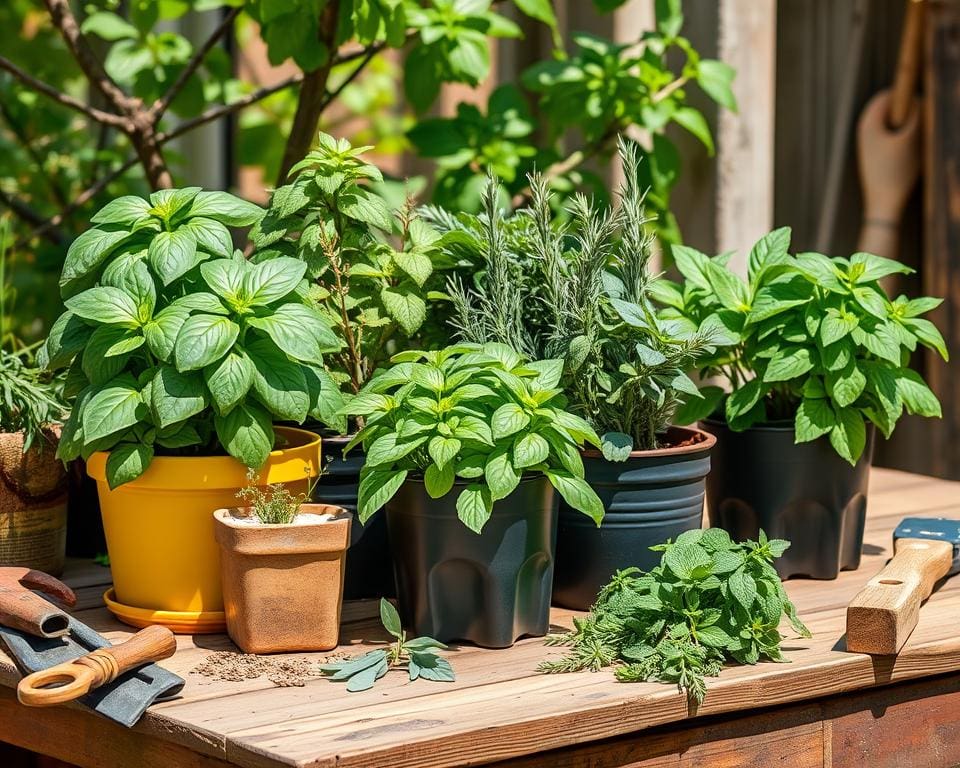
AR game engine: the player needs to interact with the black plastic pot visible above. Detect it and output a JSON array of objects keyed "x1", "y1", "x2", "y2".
[
  {"x1": 386, "y1": 476, "x2": 558, "y2": 648},
  {"x1": 703, "y1": 420, "x2": 875, "y2": 579},
  {"x1": 552, "y1": 426, "x2": 716, "y2": 610},
  {"x1": 314, "y1": 435, "x2": 395, "y2": 600}
]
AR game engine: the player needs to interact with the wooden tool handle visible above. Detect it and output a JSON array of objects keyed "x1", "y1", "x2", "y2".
[
  {"x1": 888, "y1": 0, "x2": 925, "y2": 129},
  {"x1": 846, "y1": 538, "x2": 954, "y2": 655},
  {"x1": 17, "y1": 626, "x2": 177, "y2": 707}
]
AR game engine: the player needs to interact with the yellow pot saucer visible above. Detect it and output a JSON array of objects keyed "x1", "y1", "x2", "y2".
[{"x1": 104, "y1": 589, "x2": 226, "y2": 635}]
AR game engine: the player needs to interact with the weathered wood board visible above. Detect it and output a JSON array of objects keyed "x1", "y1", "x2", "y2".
[{"x1": 0, "y1": 468, "x2": 958, "y2": 768}]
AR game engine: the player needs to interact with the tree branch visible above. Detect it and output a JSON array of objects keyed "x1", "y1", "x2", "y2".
[
  {"x1": 151, "y1": 6, "x2": 241, "y2": 121},
  {"x1": 13, "y1": 156, "x2": 138, "y2": 250},
  {"x1": 0, "y1": 190, "x2": 64, "y2": 245},
  {"x1": 157, "y1": 74, "x2": 304, "y2": 145},
  {"x1": 0, "y1": 55, "x2": 128, "y2": 128},
  {"x1": 317, "y1": 46, "x2": 379, "y2": 113},
  {"x1": 43, "y1": 0, "x2": 132, "y2": 113},
  {"x1": 277, "y1": 0, "x2": 343, "y2": 184}
]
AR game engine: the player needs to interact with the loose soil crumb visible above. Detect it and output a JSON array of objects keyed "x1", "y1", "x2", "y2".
[{"x1": 191, "y1": 651, "x2": 345, "y2": 688}]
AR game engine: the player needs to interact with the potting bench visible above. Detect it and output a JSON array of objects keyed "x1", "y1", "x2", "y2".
[{"x1": 1, "y1": 467, "x2": 959, "y2": 768}]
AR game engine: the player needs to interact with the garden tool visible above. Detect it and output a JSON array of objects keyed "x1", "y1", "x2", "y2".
[
  {"x1": 17, "y1": 625, "x2": 176, "y2": 707},
  {"x1": 0, "y1": 567, "x2": 185, "y2": 726},
  {"x1": 846, "y1": 517, "x2": 960, "y2": 655},
  {"x1": 0, "y1": 567, "x2": 76, "y2": 638}
]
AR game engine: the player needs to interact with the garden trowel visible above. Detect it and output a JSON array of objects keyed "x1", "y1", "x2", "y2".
[
  {"x1": 0, "y1": 567, "x2": 184, "y2": 726},
  {"x1": 846, "y1": 517, "x2": 960, "y2": 655}
]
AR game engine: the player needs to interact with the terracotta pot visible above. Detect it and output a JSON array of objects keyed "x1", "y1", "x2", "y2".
[
  {"x1": 0, "y1": 428, "x2": 68, "y2": 576},
  {"x1": 214, "y1": 504, "x2": 352, "y2": 653}
]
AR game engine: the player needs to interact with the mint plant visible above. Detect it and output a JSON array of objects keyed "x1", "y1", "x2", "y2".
[
  {"x1": 254, "y1": 133, "x2": 456, "y2": 414},
  {"x1": 540, "y1": 528, "x2": 810, "y2": 704},
  {"x1": 320, "y1": 599, "x2": 454, "y2": 692},
  {"x1": 343, "y1": 342, "x2": 605, "y2": 532},
  {"x1": 659, "y1": 228, "x2": 947, "y2": 464},
  {"x1": 40, "y1": 188, "x2": 344, "y2": 488},
  {"x1": 439, "y1": 138, "x2": 715, "y2": 457}
]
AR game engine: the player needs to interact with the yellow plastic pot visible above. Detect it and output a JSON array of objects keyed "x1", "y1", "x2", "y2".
[{"x1": 87, "y1": 427, "x2": 320, "y2": 633}]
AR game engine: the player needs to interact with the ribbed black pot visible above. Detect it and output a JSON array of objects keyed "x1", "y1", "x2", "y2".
[
  {"x1": 703, "y1": 420, "x2": 875, "y2": 579},
  {"x1": 553, "y1": 426, "x2": 715, "y2": 610},
  {"x1": 314, "y1": 435, "x2": 396, "y2": 600},
  {"x1": 386, "y1": 476, "x2": 558, "y2": 648}
]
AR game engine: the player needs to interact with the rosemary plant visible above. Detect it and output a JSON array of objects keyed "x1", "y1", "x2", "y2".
[{"x1": 439, "y1": 138, "x2": 714, "y2": 456}]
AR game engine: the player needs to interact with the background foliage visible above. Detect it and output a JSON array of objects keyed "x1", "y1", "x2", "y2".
[{"x1": 1, "y1": 0, "x2": 730, "y2": 345}]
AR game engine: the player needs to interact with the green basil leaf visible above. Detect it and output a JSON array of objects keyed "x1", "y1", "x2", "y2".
[
  {"x1": 243, "y1": 257, "x2": 307, "y2": 306},
  {"x1": 763, "y1": 347, "x2": 813, "y2": 383},
  {"x1": 424, "y1": 461, "x2": 455, "y2": 498},
  {"x1": 60, "y1": 228, "x2": 132, "y2": 295},
  {"x1": 204, "y1": 351, "x2": 255, "y2": 416},
  {"x1": 90, "y1": 196, "x2": 151, "y2": 226},
  {"x1": 247, "y1": 304, "x2": 339, "y2": 363},
  {"x1": 246, "y1": 338, "x2": 310, "y2": 422},
  {"x1": 105, "y1": 443, "x2": 153, "y2": 489},
  {"x1": 200, "y1": 258, "x2": 247, "y2": 304},
  {"x1": 148, "y1": 228, "x2": 201, "y2": 285},
  {"x1": 455, "y1": 483, "x2": 493, "y2": 533},
  {"x1": 794, "y1": 397, "x2": 834, "y2": 444},
  {"x1": 65, "y1": 286, "x2": 141, "y2": 327},
  {"x1": 484, "y1": 446, "x2": 520, "y2": 501},
  {"x1": 545, "y1": 470, "x2": 604, "y2": 526},
  {"x1": 42, "y1": 311, "x2": 92, "y2": 370},
  {"x1": 143, "y1": 306, "x2": 191, "y2": 363},
  {"x1": 174, "y1": 314, "x2": 240, "y2": 371},
  {"x1": 184, "y1": 191, "x2": 264, "y2": 226},
  {"x1": 357, "y1": 468, "x2": 408, "y2": 522},
  {"x1": 183, "y1": 217, "x2": 234, "y2": 258},
  {"x1": 151, "y1": 366, "x2": 208, "y2": 429},
  {"x1": 82, "y1": 376, "x2": 143, "y2": 443},
  {"x1": 214, "y1": 401, "x2": 274, "y2": 467}
]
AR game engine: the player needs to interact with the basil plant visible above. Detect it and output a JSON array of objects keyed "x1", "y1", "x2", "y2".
[
  {"x1": 659, "y1": 228, "x2": 947, "y2": 465},
  {"x1": 41, "y1": 188, "x2": 344, "y2": 488},
  {"x1": 343, "y1": 343, "x2": 605, "y2": 533}
]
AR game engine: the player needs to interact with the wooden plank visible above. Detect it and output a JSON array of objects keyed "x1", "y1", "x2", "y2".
[
  {"x1": 483, "y1": 704, "x2": 825, "y2": 768},
  {"x1": 827, "y1": 673, "x2": 960, "y2": 768},
  {"x1": 2, "y1": 469, "x2": 960, "y2": 768},
  {"x1": 0, "y1": 686, "x2": 234, "y2": 768},
  {"x1": 716, "y1": 0, "x2": 777, "y2": 269},
  {"x1": 923, "y1": 1, "x2": 960, "y2": 480}
]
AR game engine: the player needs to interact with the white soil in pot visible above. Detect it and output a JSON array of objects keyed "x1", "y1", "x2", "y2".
[{"x1": 225, "y1": 511, "x2": 339, "y2": 527}]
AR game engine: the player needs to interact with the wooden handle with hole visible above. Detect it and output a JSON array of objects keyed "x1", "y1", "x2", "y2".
[
  {"x1": 846, "y1": 537, "x2": 954, "y2": 655},
  {"x1": 17, "y1": 626, "x2": 177, "y2": 707}
]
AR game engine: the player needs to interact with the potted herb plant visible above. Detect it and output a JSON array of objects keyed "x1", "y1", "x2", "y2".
[
  {"x1": 41, "y1": 188, "x2": 344, "y2": 631},
  {"x1": 0, "y1": 220, "x2": 70, "y2": 576},
  {"x1": 344, "y1": 342, "x2": 605, "y2": 647},
  {"x1": 662, "y1": 229, "x2": 947, "y2": 578},
  {"x1": 214, "y1": 469, "x2": 351, "y2": 653},
  {"x1": 256, "y1": 133, "x2": 457, "y2": 599},
  {"x1": 0, "y1": 349, "x2": 69, "y2": 575},
  {"x1": 435, "y1": 139, "x2": 717, "y2": 610}
]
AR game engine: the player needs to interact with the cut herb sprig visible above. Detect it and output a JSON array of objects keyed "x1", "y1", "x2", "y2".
[
  {"x1": 320, "y1": 599, "x2": 454, "y2": 692},
  {"x1": 539, "y1": 529, "x2": 810, "y2": 704}
]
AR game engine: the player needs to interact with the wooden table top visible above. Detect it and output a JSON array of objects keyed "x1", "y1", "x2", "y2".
[{"x1": 2, "y1": 467, "x2": 959, "y2": 768}]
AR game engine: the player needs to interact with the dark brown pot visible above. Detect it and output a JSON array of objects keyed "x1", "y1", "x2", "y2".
[
  {"x1": 214, "y1": 504, "x2": 351, "y2": 653},
  {"x1": 0, "y1": 428, "x2": 68, "y2": 576}
]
